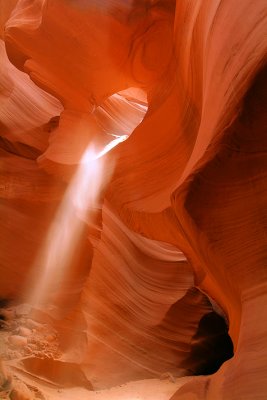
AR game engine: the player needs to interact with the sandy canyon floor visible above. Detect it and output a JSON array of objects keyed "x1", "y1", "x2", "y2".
[{"x1": 0, "y1": 303, "x2": 193, "y2": 400}]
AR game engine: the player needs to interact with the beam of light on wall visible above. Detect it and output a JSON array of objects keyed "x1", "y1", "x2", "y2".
[{"x1": 26, "y1": 135, "x2": 127, "y2": 309}]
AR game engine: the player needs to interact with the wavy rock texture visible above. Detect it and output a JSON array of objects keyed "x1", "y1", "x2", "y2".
[{"x1": 0, "y1": 0, "x2": 267, "y2": 399}]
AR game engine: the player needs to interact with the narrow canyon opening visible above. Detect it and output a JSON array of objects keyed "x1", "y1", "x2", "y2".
[
  {"x1": 1, "y1": 1, "x2": 267, "y2": 400},
  {"x1": 187, "y1": 311, "x2": 234, "y2": 376}
]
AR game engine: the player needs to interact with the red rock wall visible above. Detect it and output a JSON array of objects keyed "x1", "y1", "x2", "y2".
[{"x1": 0, "y1": 0, "x2": 267, "y2": 398}]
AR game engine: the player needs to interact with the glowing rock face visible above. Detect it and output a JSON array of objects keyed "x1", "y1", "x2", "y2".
[{"x1": 0, "y1": 1, "x2": 267, "y2": 399}]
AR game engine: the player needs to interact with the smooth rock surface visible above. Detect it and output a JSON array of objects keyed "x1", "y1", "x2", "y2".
[
  {"x1": 0, "y1": 0, "x2": 267, "y2": 399},
  {"x1": 8, "y1": 335, "x2": 27, "y2": 348}
]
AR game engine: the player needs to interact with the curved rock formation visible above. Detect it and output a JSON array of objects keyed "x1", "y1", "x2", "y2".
[{"x1": 0, "y1": 0, "x2": 267, "y2": 399}]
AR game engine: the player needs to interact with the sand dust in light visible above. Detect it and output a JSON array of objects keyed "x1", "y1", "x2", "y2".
[{"x1": 26, "y1": 135, "x2": 127, "y2": 309}]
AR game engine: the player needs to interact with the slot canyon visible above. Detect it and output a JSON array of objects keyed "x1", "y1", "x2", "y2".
[{"x1": 0, "y1": 0, "x2": 267, "y2": 399}]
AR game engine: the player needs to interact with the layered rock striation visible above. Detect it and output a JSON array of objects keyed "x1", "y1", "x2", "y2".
[{"x1": 0, "y1": 0, "x2": 267, "y2": 399}]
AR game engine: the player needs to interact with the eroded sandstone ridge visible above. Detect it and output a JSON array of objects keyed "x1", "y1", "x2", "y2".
[{"x1": 0, "y1": 0, "x2": 267, "y2": 399}]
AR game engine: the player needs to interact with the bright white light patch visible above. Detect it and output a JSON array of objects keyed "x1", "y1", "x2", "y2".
[{"x1": 26, "y1": 136, "x2": 125, "y2": 308}]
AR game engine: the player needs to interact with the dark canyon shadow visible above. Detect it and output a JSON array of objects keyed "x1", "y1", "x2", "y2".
[{"x1": 183, "y1": 311, "x2": 234, "y2": 376}]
